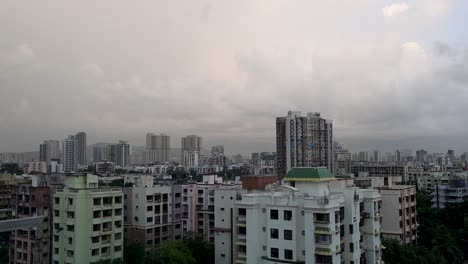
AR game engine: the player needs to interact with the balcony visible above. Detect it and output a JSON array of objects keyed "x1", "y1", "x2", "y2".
[
  {"x1": 236, "y1": 219, "x2": 246, "y2": 227},
  {"x1": 315, "y1": 245, "x2": 340, "y2": 256},
  {"x1": 314, "y1": 227, "x2": 334, "y2": 235}
]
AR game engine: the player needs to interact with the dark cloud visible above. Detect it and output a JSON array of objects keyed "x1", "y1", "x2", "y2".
[{"x1": 0, "y1": 1, "x2": 467, "y2": 155}]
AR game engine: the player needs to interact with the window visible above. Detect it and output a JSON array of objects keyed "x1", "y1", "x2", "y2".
[
  {"x1": 92, "y1": 236, "x2": 99, "y2": 243},
  {"x1": 54, "y1": 198, "x2": 60, "y2": 205},
  {"x1": 315, "y1": 213, "x2": 330, "y2": 223},
  {"x1": 115, "y1": 196, "x2": 122, "y2": 203},
  {"x1": 93, "y1": 198, "x2": 101, "y2": 206},
  {"x1": 284, "y1": 229, "x2": 293, "y2": 240},
  {"x1": 147, "y1": 206, "x2": 153, "y2": 212},
  {"x1": 284, "y1": 210, "x2": 293, "y2": 221},
  {"x1": 115, "y1": 246, "x2": 122, "y2": 252},
  {"x1": 67, "y1": 212, "x2": 74, "y2": 219},
  {"x1": 54, "y1": 210, "x2": 59, "y2": 217},
  {"x1": 270, "y1": 209, "x2": 278, "y2": 220},
  {"x1": 349, "y1": 224, "x2": 353, "y2": 234},
  {"x1": 68, "y1": 198, "x2": 73, "y2": 205},
  {"x1": 66, "y1": 225, "x2": 74, "y2": 231},
  {"x1": 147, "y1": 217, "x2": 153, "y2": 223},
  {"x1": 67, "y1": 250, "x2": 74, "y2": 257},
  {"x1": 350, "y1": 242, "x2": 354, "y2": 252},
  {"x1": 270, "y1": 228, "x2": 279, "y2": 239},
  {"x1": 92, "y1": 249, "x2": 99, "y2": 256},
  {"x1": 115, "y1": 233, "x2": 122, "y2": 240},
  {"x1": 238, "y1": 208, "x2": 246, "y2": 216},
  {"x1": 270, "y1": 248, "x2": 279, "y2": 258},
  {"x1": 284, "y1": 249, "x2": 293, "y2": 260}
]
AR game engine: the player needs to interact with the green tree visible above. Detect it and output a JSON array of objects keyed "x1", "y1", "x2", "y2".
[
  {"x1": 157, "y1": 241, "x2": 195, "y2": 264},
  {"x1": 123, "y1": 241, "x2": 145, "y2": 264},
  {"x1": 184, "y1": 235, "x2": 214, "y2": 264}
]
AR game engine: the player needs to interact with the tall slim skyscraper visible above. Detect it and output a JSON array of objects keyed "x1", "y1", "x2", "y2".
[
  {"x1": 39, "y1": 140, "x2": 60, "y2": 163},
  {"x1": 146, "y1": 133, "x2": 170, "y2": 163},
  {"x1": 276, "y1": 111, "x2": 333, "y2": 176},
  {"x1": 63, "y1": 135, "x2": 78, "y2": 173},
  {"x1": 181, "y1": 135, "x2": 202, "y2": 162},
  {"x1": 76, "y1": 132, "x2": 87, "y2": 165},
  {"x1": 115, "y1": 140, "x2": 131, "y2": 167}
]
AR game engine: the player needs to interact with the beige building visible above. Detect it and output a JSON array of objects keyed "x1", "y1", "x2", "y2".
[
  {"x1": 123, "y1": 175, "x2": 174, "y2": 249},
  {"x1": 378, "y1": 185, "x2": 417, "y2": 244}
]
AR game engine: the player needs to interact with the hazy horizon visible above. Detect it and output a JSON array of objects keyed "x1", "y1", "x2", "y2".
[{"x1": 1, "y1": 1, "x2": 468, "y2": 155}]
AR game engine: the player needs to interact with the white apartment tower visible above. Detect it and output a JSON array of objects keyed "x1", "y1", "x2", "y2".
[
  {"x1": 234, "y1": 168, "x2": 382, "y2": 264},
  {"x1": 276, "y1": 111, "x2": 334, "y2": 177}
]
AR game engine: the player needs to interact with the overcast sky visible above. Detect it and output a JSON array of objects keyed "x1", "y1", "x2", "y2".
[{"x1": 1, "y1": 0, "x2": 468, "y2": 155}]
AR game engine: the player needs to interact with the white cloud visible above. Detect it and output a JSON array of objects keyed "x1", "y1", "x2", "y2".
[
  {"x1": 400, "y1": 42, "x2": 427, "y2": 78},
  {"x1": 382, "y1": 3, "x2": 409, "y2": 18}
]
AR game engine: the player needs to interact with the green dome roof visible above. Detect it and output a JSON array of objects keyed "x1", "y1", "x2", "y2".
[{"x1": 285, "y1": 167, "x2": 335, "y2": 181}]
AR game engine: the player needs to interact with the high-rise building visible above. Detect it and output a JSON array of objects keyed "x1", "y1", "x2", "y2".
[
  {"x1": 415, "y1": 149, "x2": 427, "y2": 162},
  {"x1": 276, "y1": 111, "x2": 333, "y2": 176},
  {"x1": 233, "y1": 168, "x2": 382, "y2": 264},
  {"x1": 76, "y1": 132, "x2": 87, "y2": 165},
  {"x1": 358, "y1": 151, "x2": 369, "y2": 162},
  {"x1": 52, "y1": 174, "x2": 123, "y2": 263},
  {"x1": 62, "y1": 135, "x2": 78, "y2": 173},
  {"x1": 93, "y1": 143, "x2": 112, "y2": 162},
  {"x1": 181, "y1": 135, "x2": 202, "y2": 162},
  {"x1": 211, "y1": 145, "x2": 224, "y2": 156},
  {"x1": 146, "y1": 133, "x2": 170, "y2": 163},
  {"x1": 39, "y1": 140, "x2": 60, "y2": 163},
  {"x1": 115, "y1": 141, "x2": 131, "y2": 167},
  {"x1": 371, "y1": 150, "x2": 381, "y2": 162}
]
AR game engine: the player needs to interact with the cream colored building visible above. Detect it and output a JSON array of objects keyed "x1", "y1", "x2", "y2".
[{"x1": 378, "y1": 185, "x2": 417, "y2": 245}]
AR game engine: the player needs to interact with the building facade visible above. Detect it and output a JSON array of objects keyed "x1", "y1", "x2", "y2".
[
  {"x1": 123, "y1": 175, "x2": 174, "y2": 249},
  {"x1": 276, "y1": 111, "x2": 334, "y2": 177},
  {"x1": 10, "y1": 185, "x2": 51, "y2": 264},
  {"x1": 181, "y1": 135, "x2": 202, "y2": 162},
  {"x1": 76, "y1": 132, "x2": 87, "y2": 166},
  {"x1": 62, "y1": 135, "x2": 78, "y2": 173},
  {"x1": 146, "y1": 133, "x2": 171, "y2": 163},
  {"x1": 378, "y1": 185, "x2": 417, "y2": 245},
  {"x1": 52, "y1": 174, "x2": 123, "y2": 264},
  {"x1": 234, "y1": 168, "x2": 382, "y2": 264},
  {"x1": 39, "y1": 140, "x2": 60, "y2": 163}
]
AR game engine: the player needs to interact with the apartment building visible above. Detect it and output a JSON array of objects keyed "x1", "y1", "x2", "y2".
[
  {"x1": 214, "y1": 186, "x2": 246, "y2": 264},
  {"x1": 52, "y1": 174, "x2": 123, "y2": 264},
  {"x1": 123, "y1": 175, "x2": 173, "y2": 249},
  {"x1": 234, "y1": 168, "x2": 382, "y2": 264},
  {"x1": 378, "y1": 185, "x2": 417, "y2": 245},
  {"x1": 0, "y1": 174, "x2": 31, "y2": 220},
  {"x1": 10, "y1": 185, "x2": 51, "y2": 264},
  {"x1": 276, "y1": 111, "x2": 334, "y2": 176}
]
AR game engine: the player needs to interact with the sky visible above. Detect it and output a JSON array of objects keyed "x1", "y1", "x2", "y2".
[{"x1": 1, "y1": 0, "x2": 468, "y2": 155}]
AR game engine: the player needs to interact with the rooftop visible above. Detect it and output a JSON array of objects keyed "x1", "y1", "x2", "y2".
[{"x1": 285, "y1": 167, "x2": 335, "y2": 182}]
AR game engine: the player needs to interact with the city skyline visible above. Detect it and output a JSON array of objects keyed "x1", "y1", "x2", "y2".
[{"x1": 2, "y1": 1, "x2": 468, "y2": 154}]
